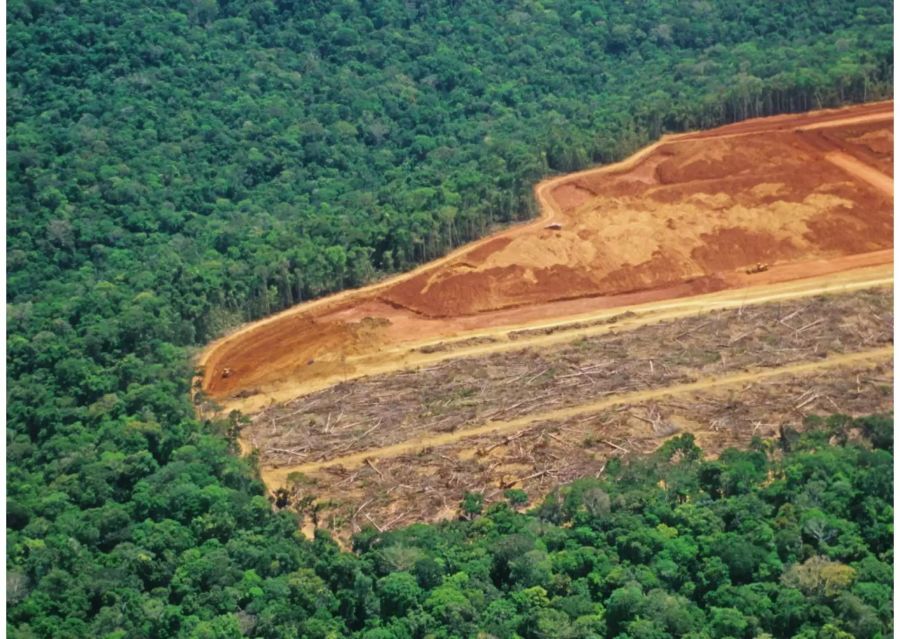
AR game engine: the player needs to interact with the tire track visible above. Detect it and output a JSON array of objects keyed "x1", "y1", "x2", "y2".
[{"x1": 824, "y1": 151, "x2": 893, "y2": 196}]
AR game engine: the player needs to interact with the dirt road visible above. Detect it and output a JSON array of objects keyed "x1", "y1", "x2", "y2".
[
  {"x1": 824, "y1": 152, "x2": 894, "y2": 195},
  {"x1": 211, "y1": 260, "x2": 892, "y2": 414}
]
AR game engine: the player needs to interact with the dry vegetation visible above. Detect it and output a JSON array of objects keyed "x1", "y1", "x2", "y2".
[
  {"x1": 245, "y1": 287, "x2": 892, "y2": 467},
  {"x1": 285, "y1": 358, "x2": 892, "y2": 538}
]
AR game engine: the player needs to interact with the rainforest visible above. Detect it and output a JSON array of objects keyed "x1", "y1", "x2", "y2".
[{"x1": 6, "y1": 1, "x2": 894, "y2": 637}]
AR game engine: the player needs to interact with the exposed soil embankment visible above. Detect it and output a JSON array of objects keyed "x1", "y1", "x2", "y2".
[{"x1": 199, "y1": 102, "x2": 893, "y2": 407}]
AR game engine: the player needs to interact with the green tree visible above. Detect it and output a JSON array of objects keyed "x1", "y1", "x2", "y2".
[{"x1": 377, "y1": 572, "x2": 422, "y2": 618}]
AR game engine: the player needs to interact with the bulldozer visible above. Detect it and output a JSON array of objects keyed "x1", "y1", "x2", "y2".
[{"x1": 745, "y1": 263, "x2": 769, "y2": 275}]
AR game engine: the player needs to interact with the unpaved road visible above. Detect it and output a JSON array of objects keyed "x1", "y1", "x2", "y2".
[
  {"x1": 261, "y1": 346, "x2": 894, "y2": 487},
  {"x1": 199, "y1": 102, "x2": 893, "y2": 412},
  {"x1": 824, "y1": 151, "x2": 893, "y2": 195}
]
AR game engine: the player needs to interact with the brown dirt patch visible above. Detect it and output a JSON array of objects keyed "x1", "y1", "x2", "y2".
[
  {"x1": 551, "y1": 183, "x2": 596, "y2": 212},
  {"x1": 377, "y1": 108, "x2": 891, "y2": 319},
  {"x1": 200, "y1": 102, "x2": 894, "y2": 404},
  {"x1": 691, "y1": 228, "x2": 802, "y2": 271},
  {"x1": 462, "y1": 236, "x2": 515, "y2": 262},
  {"x1": 814, "y1": 120, "x2": 894, "y2": 175}
]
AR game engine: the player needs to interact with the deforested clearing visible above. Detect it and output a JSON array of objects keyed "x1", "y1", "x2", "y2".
[
  {"x1": 246, "y1": 287, "x2": 892, "y2": 471},
  {"x1": 273, "y1": 356, "x2": 893, "y2": 540},
  {"x1": 200, "y1": 102, "x2": 893, "y2": 408},
  {"x1": 195, "y1": 104, "x2": 894, "y2": 541},
  {"x1": 245, "y1": 286, "x2": 893, "y2": 538}
]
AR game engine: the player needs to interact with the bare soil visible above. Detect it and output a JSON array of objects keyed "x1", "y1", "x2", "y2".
[
  {"x1": 199, "y1": 103, "x2": 893, "y2": 407},
  {"x1": 383, "y1": 124, "x2": 892, "y2": 317}
]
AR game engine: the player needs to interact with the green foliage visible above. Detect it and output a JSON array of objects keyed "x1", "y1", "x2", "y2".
[
  {"x1": 376, "y1": 572, "x2": 422, "y2": 618},
  {"x1": 505, "y1": 488, "x2": 530, "y2": 506},
  {"x1": 6, "y1": 0, "x2": 894, "y2": 637},
  {"x1": 461, "y1": 492, "x2": 485, "y2": 519},
  {"x1": 352, "y1": 420, "x2": 893, "y2": 639},
  {"x1": 7, "y1": 413, "x2": 897, "y2": 637}
]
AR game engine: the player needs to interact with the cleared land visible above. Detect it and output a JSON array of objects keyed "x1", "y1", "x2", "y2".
[
  {"x1": 200, "y1": 102, "x2": 893, "y2": 411},
  {"x1": 245, "y1": 287, "x2": 893, "y2": 537},
  {"x1": 287, "y1": 356, "x2": 892, "y2": 536},
  {"x1": 247, "y1": 287, "x2": 892, "y2": 469},
  {"x1": 195, "y1": 103, "x2": 894, "y2": 539}
]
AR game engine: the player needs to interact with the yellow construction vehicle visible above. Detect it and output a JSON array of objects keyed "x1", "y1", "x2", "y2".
[{"x1": 745, "y1": 263, "x2": 769, "y2": 274}]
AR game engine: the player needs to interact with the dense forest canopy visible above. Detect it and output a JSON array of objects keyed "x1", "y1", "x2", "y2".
[
  {"x1": 6, "y1": 0, "x2": 894, "y2": 637},
  {"x1": 8, "y1": 0, "x2": 892, "y2": 329}
]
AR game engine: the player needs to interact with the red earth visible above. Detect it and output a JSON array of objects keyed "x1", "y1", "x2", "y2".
[{"x1": 199, "y1": 102, "x2": 893, "y2": 407}]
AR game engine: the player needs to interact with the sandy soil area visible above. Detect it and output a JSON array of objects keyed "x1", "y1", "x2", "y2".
[{"x1": 198, "y1": 102, "x2": 893, "y2": 410}]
